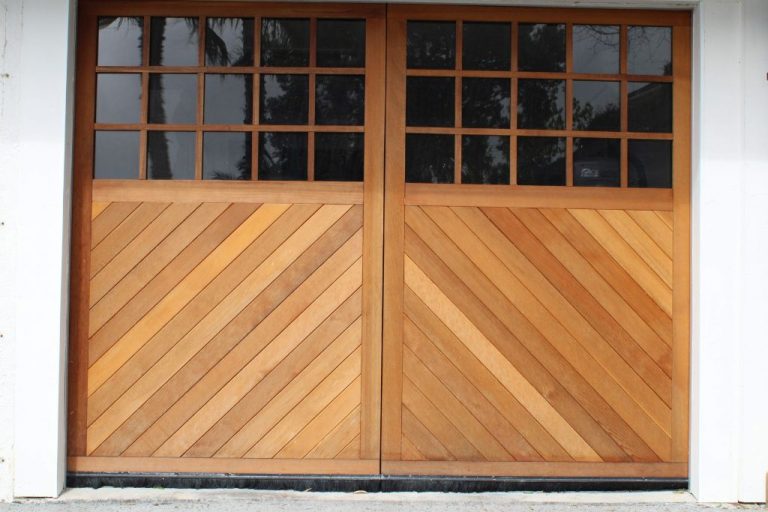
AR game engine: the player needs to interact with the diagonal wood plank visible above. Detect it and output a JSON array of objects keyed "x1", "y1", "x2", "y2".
[
  {"x1": 401, "y1": 407, "x2": 454, "y2": 461},
  {"x1": 451, "y1": 206, "x2": 673, "y2": 432},
  {"x1": 335, "y1": 435, "x2": 362, "y2": 460},
  {"x1": 91, "y1": 202, "x2": 140, "y2": 248},
  {"x1": 275, "y1": 381, "x2": 361, "y2": 460},
  {"x1": 403, "y1": 377, "x2": 483, "y2": 461},
  {"x1": 403, "y1": 315, "x2": 544, "y2": 461},
  {"x1": 538, "y1": 208, "x2": 673, "y2": 346},
  {"x1": 599, "y1": 210, "x2": 673, "y2": 287},
  {"x1": 208, "y1": 320, "x2": 362, "y2": 459},
  {"x1": 88, "y1": 203, "x2": 258, "y2": 355},
  {"x1": 569, "y1": 209, "x2": 673, "y2": 315},
  {"x1": 89, "y1": 203, "x2": 199, "y2": 306},
  {"x1": 405, "y1": 208, "x2": 645, "y2": 461},
  {"x1": 128, "y1": 233, "x2": 363, "y2": 458},
  {"x1": 404, "y1": 345, "x2": 512, "y2": 461},
  {"x1": 90, "y1": 202, "x2": 170, "y2": 278},
  {"x1": 403, "y1": 255, "x2": 604, "y2": 462},
  {"x1": 306, "y1": 407, "x2": 361, "y2": 460},
  {"x1": 88, "y1": 203, "x2": 230, "y2": 337},
  {"x1": 627, "y1": 210, "x2": 673, "y2": 258},
  {"x1": 91, "y1": 202, "x2": 111, "y2": 221},
  {"x1": 152, "y1": 259, "x2": 363, "y2": 458},
  {"x1": 87, "y1": 204, "x2": 290, "y2": 398},
  {"x1": 486, "y1": 207, "x2": 672, "y2": 381},
  {"x1": 86, "y1": 204, "x2": 324, "y2": 427}
]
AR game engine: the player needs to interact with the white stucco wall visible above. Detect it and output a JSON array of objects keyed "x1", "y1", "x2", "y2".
[
  {"x1": 0, "y1": 0, "x2": 76, "y2": 501},
  {"x1": 0, "y1": 0, "x2": 766, "y2": 503}
]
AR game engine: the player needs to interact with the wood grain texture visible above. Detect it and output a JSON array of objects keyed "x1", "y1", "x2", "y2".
[
  {"x1": 387, "y1": 205, "x2": 682, "y2": 473},
  {"x1": 80, "y1": 202, "x2": 370, "y2": 465}
]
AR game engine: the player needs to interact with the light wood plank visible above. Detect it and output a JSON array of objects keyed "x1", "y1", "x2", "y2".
[{"x1": 306, "y1": 407, "x2": 361, "y2": 460}]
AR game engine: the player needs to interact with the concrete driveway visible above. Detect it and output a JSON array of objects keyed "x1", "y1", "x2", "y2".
[{"x1": 1, "y1": 489, "x2": 764, "y2": 511}]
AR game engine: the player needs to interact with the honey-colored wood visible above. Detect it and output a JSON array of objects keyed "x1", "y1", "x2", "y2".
[
  {"x1": 69, "y1": 1, "x2": 385, "y2": 476},
  {"x1": 380, "y1": 4, "x2": 691, "y2": 479},
  {"x1": 70, "y1": 1, "x2": 690, "y2": 481}
]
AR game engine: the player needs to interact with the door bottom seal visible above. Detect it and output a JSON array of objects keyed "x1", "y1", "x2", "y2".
[{"x1": 67, "y1": 472, "x2": 687, "y2": 492}]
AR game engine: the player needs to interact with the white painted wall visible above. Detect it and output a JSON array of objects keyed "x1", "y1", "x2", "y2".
[
  {"x1": 0, "y1": 0, "x2": 766, "y2": 503},
  {"x1": 0, "y1": 0, "x2": 77, "y2": 501}
]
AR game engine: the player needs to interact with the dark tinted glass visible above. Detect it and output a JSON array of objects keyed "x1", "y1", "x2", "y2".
[
  {"x1": 628, "y1": 82, "x2": 672, "y2": 132},
  {"x1": 628, "y1": 26, "x2": 672, "y2": 76},
  {"x1": 463, "y1": 22, "x2": 511, "y2": 71},
  {"x1": 149, "y1": 17, "x2": 199, "y2": 66},
  {"x1": 462, "y1": 78, "x2": 510, "y2": 129},
  {"x1": 573, "y1": 138, "x2": 620, "y2": 187},
  {"x1": 259, "y1": 132, "x2": 308, "y2": 180},
  {"x1": 407, "y1": 21, "x2": 456, "y2": 69},
  {"x1": 260, "y1": 74, "x2": 309, "y2": 125},
  {"x1": 517, "y1": 136, "x2": 566, "y2": 186},
  {"x1": 205, "y1": 18, "x2": 254, "y2": 66},
  {"x1": 147, "y1": 131, "x2": 196, "y2": 180},
  {"x1": 518, "y1": 79, "x2": 565, "y2": 130},
  {"x1": 261, "y1": 18, "x2": 310, "y2": 67},
  {"x1": 462, "y1": 136, "x2": 510, "y2": 185},
  {"x1": 315, "y1": 133, "x2": 364, "y2": 181},
  {"x1": 518, "y1": 23, "x2": 565, "y2": 72},
  {"x1": 317, "y1": 19, "x2": 366, "y2": 67},
  {"x1": 204, "y1": 74, "x2": 253, "y2": 124},
  {"x1": 406, "y1": 77, "x2": 454, "y2": 127},
  {"x1": 406, "y1": 134, "x2": 454, "y2": 183},
  {"x1": 203, "y1": 132, "x2": 251, "y2": 180},
  {"x1": 629, "y1": 139, "x2": 672, "y2": 188},
  {"x1": 573, "y1": 25, "x2": 619, "y2": 74},
  {"x1": 96, "y1": 74, "x2": 141, "y2": 124},
  {"x1": 98, "y1": 17, "x2": 143, "y2": 66},
  {"x1": 94, "y1": 131, "x2": 139, "y2": 179},
  {"x1": 315, "y1": 75, "x2": 365, "y2": 125},
  {"x1": 148, "y1": 74, "x2": 197, "y2": 124},
  {"x1": 573, "y1": 81, "x2": 620, "y2": 131}
]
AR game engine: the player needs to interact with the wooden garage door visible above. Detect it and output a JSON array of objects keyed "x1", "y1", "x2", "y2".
[
  {"x1": 381, "y1": 6, "x2": 691, "y2": 478},
  {"x1": 68, "y1": 1, "x2": 691, "y2": 480},
  {"x1": 67, "y1": 2, "x2": 386, "y2": 475}
]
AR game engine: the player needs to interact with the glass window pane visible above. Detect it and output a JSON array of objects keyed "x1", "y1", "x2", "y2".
[
  {"x1": 96, "y1": 74, "x2": 141, "y2": 124},
  {"x1": 148, "y1": 74, "x2": 197, "y2": 124},
  {"x1": 629, "y1": 139, "x2": 672, "y2": 188},
  {"x1": 518, "y1": 79, "x2": 565, "y2": 130},
  {"x1": 315, "y1": 75, "x2": 365, "y2": 126},
  {"x1": 518, "y1": 23, "x2": 565, "y2": 72},
  {"x1": 317, "y1": 19, "x2": 366, "y2": 68},
  {"x1": 259, "y1": 74, "x2": 309, "y2": 125},
  {"x1": 463, "y1": 22, "x2": 511, "y2": 71},
  {"x1": 406, "y1": 77, "x2": 454, "y2": 127},
  {"x1": 315, "y1": 133, "x2": 364, "y2": 182},
  {"x1": 94, "y1": 131, "x2": 139, "y2": 179},
  {"x1": 462, "y1": 78, "x2": 510, "y2": 129},
  {"x1": 517, "y1": 136, "x2": 566, "y2": 186},
  {"x1": 98, "y1": 17, "x2": 143, "y2": 66},
  {"x1": 573, "y1": 138, "x2": 620, "y2": 187},
  {"x1": 203, "y1": 132, "x2": 251, "y2": 180},
  {"x1": 259, "y1": 132, "x2": 308, "y2": 180},
  {"x1": 628, "y1": 82, "x2": 672, "y2": 132},
  {"x1": 462, "y1": 135, "x2": 510, "y2": 185},
  {"x1": 206, "y1": 18, "x2": 254, "y2": 67},
  {"x1": 573, "y1": 81, "x2": 620, "y2": 131},
  {"x1": 573, "y1": 25, "x2": 619, "y2": 74},
  {"x1": 407, "y1": 21, "x2": 456, "y2": 69},
  {"x1": 261, "y1": 19, "x2": 310, "y2": 67},
  {"x1": 147, "y1": 131, "x2": 196, "y2": 180},
  {"x1": 628, "y1": 26, "x2": 672, "y2": 76},
  {"x1": 406, "y1": 134, "x2": 454, "y2": 183},
  {"x1": 149, "y1": 17, "x2": 199, "y2": 66},
  {"x1": 205, "y1": 74, "x2": 253, "y2": 124}
]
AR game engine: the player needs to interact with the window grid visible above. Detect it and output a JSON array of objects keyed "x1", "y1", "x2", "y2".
[
  {"x1": 94, "y1": 15, "x2": 368, "y2": 181},
  {"x1": 404, "y1": 21, "x2": 674, "y2": 187}
]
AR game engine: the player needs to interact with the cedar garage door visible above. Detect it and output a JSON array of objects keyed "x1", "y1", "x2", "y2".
[{"x1": 68, "y1": 1, "x2": 691, "y2": 480}]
